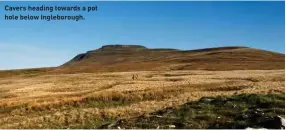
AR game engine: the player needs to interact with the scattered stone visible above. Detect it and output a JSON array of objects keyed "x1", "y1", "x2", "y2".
[
  {"x1": 241, "y1": 113, "x2": 249, "y2": 119},
  {"x1": 200, "y1": 97, "x2": 214, "y2": 103},
  {"x1": 245, "y1": 127, "x2": 267, "y2": 130},
  {"x1": 98, "y1": 122, "x2": 111, "y2": 129},
  {"x1": 98, "y1": 119, "x2": 123, "y2": 129},
  {"x1": 107, "y1": 123, "x2": 116, "y2": 128},
  {"x1": 155, "y1": 115, "x2": 163, "y2": 118},
  {"x1": 233, "y1": 104, "x2": 237, "y2": 108},
  {"x1": 251, "y1": 108, "x2": 264, "y2": 118},
  {"x1": 169, "y1": 125, "x2": 176, "y2": 128},
  {"x1": 279, "y1": 116, "x2": 285, "y2": 128}
]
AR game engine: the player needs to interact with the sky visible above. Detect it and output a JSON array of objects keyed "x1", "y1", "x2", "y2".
[{"x1": 0, "y1": 1, "x2": 284, "y2": 70}]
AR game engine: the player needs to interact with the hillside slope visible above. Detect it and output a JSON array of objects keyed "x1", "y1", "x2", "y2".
[{"x1": 57, "y1": 45, "x2": 284, "y2": 73}]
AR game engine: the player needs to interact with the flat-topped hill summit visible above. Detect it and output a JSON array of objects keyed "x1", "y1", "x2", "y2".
[
  {"x1": 99, "y1": 45, "x2": 148, "y2": 51},
  {"x1": 58, "y1": 45, "x2": 284, "y2": 73}
]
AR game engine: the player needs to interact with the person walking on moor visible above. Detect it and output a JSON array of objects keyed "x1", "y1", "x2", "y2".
[{"x1": 132, "y1": 74, "x2": 138, "y2": 80}]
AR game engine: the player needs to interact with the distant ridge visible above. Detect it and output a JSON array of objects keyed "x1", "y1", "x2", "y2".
[{"x1": 57, "y1": 45, "x2": 284, "y2": 73}]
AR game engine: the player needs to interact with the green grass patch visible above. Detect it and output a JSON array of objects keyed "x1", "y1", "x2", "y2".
[{"x1": 103, "y1": 93, "x2": 285, "y2": 129}]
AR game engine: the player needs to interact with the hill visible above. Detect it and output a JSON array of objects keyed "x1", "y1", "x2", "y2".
[
  {"x1": 0, "y1": 45, "x2": 283, "y2": 76},
  {"x1": 56, "y1": 45, "x2": 284, "y2": 73}
]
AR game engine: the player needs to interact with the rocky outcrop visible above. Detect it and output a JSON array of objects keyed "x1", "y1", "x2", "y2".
[
  {"x1": 99, "y1": 45, "x2": 148, "y2": 51},
  {"x1": 97, "y1": 94, "x2": 285, "y2": 129}
]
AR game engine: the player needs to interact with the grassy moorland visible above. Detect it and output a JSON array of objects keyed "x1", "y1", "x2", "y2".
[{"x1": 0, "y1": 70, "x2": 284, "y2": 128}]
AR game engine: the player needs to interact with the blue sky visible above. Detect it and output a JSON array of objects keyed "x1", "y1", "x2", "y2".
[{"x1": 0, "y1": 1, "x2": 284, "y2": 70}]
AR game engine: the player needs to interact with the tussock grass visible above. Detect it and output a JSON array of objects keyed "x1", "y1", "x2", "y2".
[{"x1": 0, "y1": 70, "x2": 284, "y2": 128}]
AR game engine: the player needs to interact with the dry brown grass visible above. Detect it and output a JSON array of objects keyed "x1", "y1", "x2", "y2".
[{"x1": 0, "y1": 70, "x2": 284, "y2": 128}]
